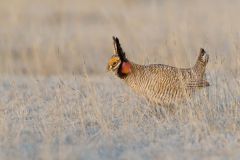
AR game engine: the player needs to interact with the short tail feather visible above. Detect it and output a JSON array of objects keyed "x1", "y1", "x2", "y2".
[
  {"x1": 195, "y1": 48, "x2": 209, "y2": 67},
  {"x1": 190, "y1": 48, "x2": 210, "y2": 88}
]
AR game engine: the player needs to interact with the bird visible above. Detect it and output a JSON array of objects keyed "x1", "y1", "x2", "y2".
[{"x1": 107, "y1": 36, "x2": 210, "y2": 106}]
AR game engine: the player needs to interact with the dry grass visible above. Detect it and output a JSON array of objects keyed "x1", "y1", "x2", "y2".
[{"x1": 0, "y1": 0, "x2": 240, "y2": 159}]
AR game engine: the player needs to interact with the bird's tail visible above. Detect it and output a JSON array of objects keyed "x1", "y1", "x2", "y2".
[
  {"x1": 189, "y1": 48, "x2": 210, "y2": 87},
  {"x1": 194, "y1": 48, "x2": 209, "y2": 68},
  {"x1": 193, "y1": 48, "x2": 209, "y2": 76}
]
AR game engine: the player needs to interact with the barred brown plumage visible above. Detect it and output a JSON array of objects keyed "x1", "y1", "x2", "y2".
[{"x1": 107, "y1": 36, "x2": 210, "y2": 105}]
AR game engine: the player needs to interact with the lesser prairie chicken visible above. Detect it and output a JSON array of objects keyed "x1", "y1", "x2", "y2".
[{"x1": 107, "y1": 37, "x2": 209, "y2": 106}]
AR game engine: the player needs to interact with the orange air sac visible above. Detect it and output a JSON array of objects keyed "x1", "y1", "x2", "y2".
[{"x1": 121, "y1": 62, "x2": 131, "y2": 74}]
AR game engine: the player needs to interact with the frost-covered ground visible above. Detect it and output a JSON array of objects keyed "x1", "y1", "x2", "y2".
[{"x1": 0, "y1": 71, "x2": 239, "y2": 160}]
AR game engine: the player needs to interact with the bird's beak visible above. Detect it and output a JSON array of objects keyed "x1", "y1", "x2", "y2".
[{"x1": 106, "y1": 65, "x2": 111, "y2": 72}]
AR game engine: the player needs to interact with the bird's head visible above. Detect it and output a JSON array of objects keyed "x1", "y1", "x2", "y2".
[{"x1": 107, "y1": 54, "x2": 121, "y2": 72}]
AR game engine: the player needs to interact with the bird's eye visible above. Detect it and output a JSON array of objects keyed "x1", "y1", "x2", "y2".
[{"x1": 112, "y1": 62, "x2": 117, "y2": 66}]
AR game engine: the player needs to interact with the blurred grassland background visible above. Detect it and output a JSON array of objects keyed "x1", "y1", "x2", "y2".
[
  {"x1": 0, "y1": 0, "x2": 240, "y2": 160},
  {"x1": 0, "y1": 0, "x2": 239, "y2": 75}
]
